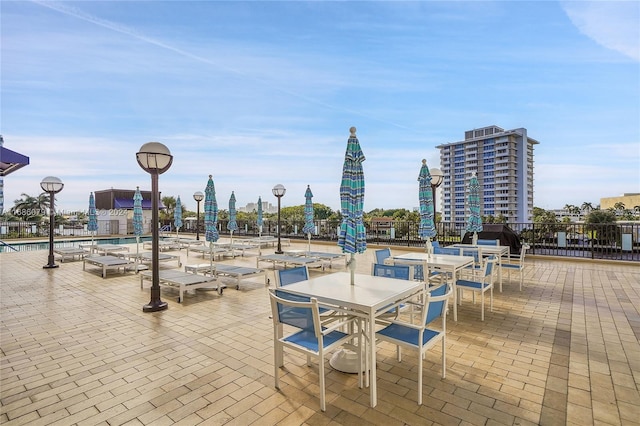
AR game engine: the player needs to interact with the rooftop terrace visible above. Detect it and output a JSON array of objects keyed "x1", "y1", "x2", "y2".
[{"x1": 1, "y1": 241, "x2": 638, "y2": 425}]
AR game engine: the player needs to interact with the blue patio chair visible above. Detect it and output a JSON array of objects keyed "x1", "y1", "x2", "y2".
[
  {"x1": 275, "y1": 266, "x2": 309, "y2": 287},
  {"x1": 276, "y1": 266, "x2": 331, "y2": 315},
  {"x1": 376, "y1": 283, "x2": 453, "y2": 405},
  {"x1": 501, "y1": 244, "x2": 528, "y2": 291},
  {"x1": 269, "y1": 289, "x2": 361, "y2": 411},
  {"x1": 455, "y1": 256, "x2": 496, "y2": 321},
  {"x1": 477, "y1": 239, "x2": 499, "y2": 246},
  {"x1": 372, "y1": 263, "x2": 412, "y2": 319},
  {"x1": 374, "y1": 248, "x2": 392, "y2": 265},
  {"x1": 434, "y1": 247, "x2": 461, "y2": 256}
]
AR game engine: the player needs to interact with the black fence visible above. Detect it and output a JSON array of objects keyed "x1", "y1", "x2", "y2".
[{"x1": 3, "y1": 220, "x2": 639, "y2": 262}]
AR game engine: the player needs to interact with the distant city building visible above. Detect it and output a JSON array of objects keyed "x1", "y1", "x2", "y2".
[
  {"x1": 600, "y1": 193, "x2": 640, "y2": 212},
  {"x1": 239, "y1": 200, "x2": 277, "y2": 214},
  {"x1": 437, "y1": 125, "x2": 538, "y2": 224}
]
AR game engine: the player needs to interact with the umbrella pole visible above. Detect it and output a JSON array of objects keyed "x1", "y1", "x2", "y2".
[
  {"x1": 349, "y1": 253, "x2": 356, "y2": 285},
  {"x1": 136, "y1": 236, "x2": 140, "y2": 260},
  {"x1": 230, "y1": 230, "x2": 234, "y2": 257},
  {"x1": 209, "y1": 242, "x2": 213, "y2": 274},
  {"x1": 307, "y1": 233, "x2": 311, "y2": 253}
]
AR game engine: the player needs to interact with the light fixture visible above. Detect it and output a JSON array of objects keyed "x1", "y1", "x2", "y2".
[
  {"x1": 40, "y1": 176, "x2": 64, "y2": 269},
  {"x1": 193, "y1": 191, "x2": 204, "y2": 240},
  {"x1": 272, "y1": 184, "x2": 286, "y2": 254},
  {"x1": 137, "y1": 142, "x2": 173, "y2": 312}
]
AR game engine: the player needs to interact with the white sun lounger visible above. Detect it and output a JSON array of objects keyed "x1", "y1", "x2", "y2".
[
  {"x1": 184, "y1": 263, "x2": 268, "y2": 289},
  {"x1": 128, "y1": 252, "x2": 182, "y2": 268},
  {"x1": 143, "y1": 240, "x2": 180, "y2": 251},
  {"x1": 139, "y1": 270, "x2": 225, "y2": 303},
  {"x1": 83, "y1": 255, "x2": 135, "y2": 278},
  {"x1": 54, "y1": 247, "x2": 89, "y2": 262},
  {"x1": 187, "y1": 245, "x2": 231, "y2": 259},
  {"x1": 284, "y1": 250, "x2": 347, "y2": 269},
  {"x1": 256, "y1": 254, "x2": 323, "y2": 270}
]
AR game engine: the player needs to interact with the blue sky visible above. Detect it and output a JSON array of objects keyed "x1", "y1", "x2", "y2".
[{"x1": 2, "y1": 1, "x2": 639, "y2": 214}]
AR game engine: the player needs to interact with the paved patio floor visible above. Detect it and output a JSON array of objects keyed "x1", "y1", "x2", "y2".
[{"x1": 1, "y1": 240, "x2": 639, "y2": 425}]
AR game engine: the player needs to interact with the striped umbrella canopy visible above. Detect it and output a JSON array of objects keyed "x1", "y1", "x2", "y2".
[
  {"x1": 256, "y1": 196, "x2": 263, "y2": 237},
  {"x1": 133, "y1": 186, "x2": 144, "y2": 256},
  {"x1": 174, "y1": 195, "x2": 183, "y2": 238},
  {"x1": 227, "y1": 191, "x2": 238, "y2": 247},
  {"x1": 87, "y1": 192, "x2": 98, "y2": 245},
  {"x1": 302, "y1": 185, "x2": 315, "y2": 252},
  {"x1": 204, "y1": 175, "x2": 219, "y2": 271},
  {"x1": 337, "y1": 127, "x2": 366, "y2": 285},
  {"x1": 418, "y1": 159, "x2": 437, "y2": 247},
  {"x1": 465, "y1": 172, "x2": 484, "y2": 242}
]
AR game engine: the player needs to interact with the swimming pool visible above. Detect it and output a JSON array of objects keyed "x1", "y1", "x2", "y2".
[{"x1": 0, "y1": 236, "x2": 154, "y2": 253}]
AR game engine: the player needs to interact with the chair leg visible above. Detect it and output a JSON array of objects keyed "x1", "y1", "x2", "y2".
[
  {"x1": 319, "y1": 355, "x2": 326, "y2": 411},
  {"x1": 417, "y1": 347, "x2": 423, "y2": 405},
  {"x1": 490, "y1": 287, "x2": 493, "y2": 313},
  {"x1": 480, "y1": 290, "x2": 484, "y2": 321},
  {"x1": 441, "y1": 336, "x2": 446, "y2": 379}
]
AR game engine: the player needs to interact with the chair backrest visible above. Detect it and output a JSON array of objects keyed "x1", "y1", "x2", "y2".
[
  {"x1": 271, "y1": 289, "x2": 318, "y2": 333},
  {"x1": 423, "y1": 283, "x2": 452, "y2": 326},
  {"x1": 462, "y1": 248, "x2": 481, "y2": 263},
  {"x1": 371, "y1": 263, "x2": 411, "y2": 281},
  {"x1": 374, "y1": 248, "x2": 392, "y2": 264},
  {"x1": 483, "y1": 256, "x2": 497, "y2": 280},
  {"x1": 434, "y1": 247, "x2": 461, "y2": 256},
  {"x1": 477, "y1": 239, "x2": 499, "y2": 246},
  {"x1": 518, "y1": 245, "x2": 528, "y2": 264},
  {"x1": 276, "y1": 266, "x2": 309, "y2": 287}
]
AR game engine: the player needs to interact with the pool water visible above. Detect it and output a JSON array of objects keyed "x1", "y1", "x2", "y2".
[{"x1": 0, "y1": 236, "x2": 154, "y2": 253}]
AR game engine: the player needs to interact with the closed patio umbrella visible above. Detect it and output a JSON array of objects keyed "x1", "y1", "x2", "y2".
[
  {"x1": 303, "y1": 185, "x2": 315, "y2": 253},
  {"x1": 227, "y1": 191, "x2": 238, "y2": 253},
  {"x1": 133, "y1": 186, "x2": 144, "y2": 258},
  {"x1": 174, "y1": 195, "x2": 182, "y2": 239},
  {"x1": 256, "y1": 196, "x2": 263, "y2": 237},
  {"x1": 465, "y1": 171, "x2": 483, "y2": 245},
  {"x1": 204, "y1": 175, "x2": 219, "y2": 272},
  {"x1": 338, "y1": 127, "x2": 366, "y2": 285},
  {"x1": 87, "y1": 192, "x2": 98, "y2": 246},
  {"x1": 418, "y1": 159, "x2": 437, "y2": 253}
]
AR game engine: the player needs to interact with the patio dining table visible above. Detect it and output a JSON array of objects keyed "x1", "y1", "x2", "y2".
[
  {"x1": 392, "y1": 252, "x2": 474, "y2": 321},
  {"x1": 276, "y1": 271, "x2": 423, "y2": 408}
]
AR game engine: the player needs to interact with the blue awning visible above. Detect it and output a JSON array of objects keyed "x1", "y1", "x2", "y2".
[
  {"x1": 0, "y1": 146, "x2": 30, "y2": 177},
  {"x1": 114, "y1": 198, "x2": 166, "y2": 210}
]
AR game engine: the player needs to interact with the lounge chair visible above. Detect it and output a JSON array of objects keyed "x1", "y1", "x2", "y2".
[
  {"x1": 83, "y1": 255, "x2": 135, "y2": 278},
  {"x1": 139, "y1": 270, "x2": 224, "y2": 302},
  {"x1": 184, "y1": 263, "x2": 268, "y2": 289},
  {"x1": 54, "y1": 247, "x2": 88, "y2": 262}
]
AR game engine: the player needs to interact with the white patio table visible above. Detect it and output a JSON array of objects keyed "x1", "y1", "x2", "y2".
[
  {"x1": 276, "y1": 271, "x2": 422, "y2": 408},
  {"x1": 392, "y1": 252, "x2": 475, "y2": 321}
]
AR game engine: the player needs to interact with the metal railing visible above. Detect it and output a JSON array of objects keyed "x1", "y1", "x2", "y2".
[{"x1": 3, "y1": 219, "x2": 638, "y2": 262}]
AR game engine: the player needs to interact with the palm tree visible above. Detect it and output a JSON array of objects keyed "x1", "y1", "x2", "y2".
[
  {"x1": 613, "y1": 202, "x2": 626, "y2": 212},
  {"x1": 581, "y1": 202, "x2": 594, "y2": 213},
  {"x1": 12, "y1": 192, "x2": 50, "y2": 220}
]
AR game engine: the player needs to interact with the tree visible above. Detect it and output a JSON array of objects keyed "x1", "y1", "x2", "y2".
[
  {"x1": 160, "y1": 196, "x2": 176, "y2": 221},
  {"x1": 11, "y1": 192, "x2": 50, "y2": 221},
  {"x1": 613, "y1": 202, "x2": 626, "y2": 213},
  {"x1": 581, "y1": 202, "x2": 594, "y2": 213},
  {"x1": 584, "y1": 209, "x2": 619, "y2": 245}
]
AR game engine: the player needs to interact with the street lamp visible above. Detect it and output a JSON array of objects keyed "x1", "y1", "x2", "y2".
[
  {"x1": 193, "y1": 191, "x2": 204, "y2": 240},
  {"x1": 137, "y1": 142, "x2": 173, "y2": 313},
  {"x1": 272, "y1": 184, "x2": 286, "y2": 254},
  {"x1": 40, "y1": 176, "x2": 64, "y2": 269},
  {"x1": 430, "y1": 167, "x2": 444, "y2": 220}
]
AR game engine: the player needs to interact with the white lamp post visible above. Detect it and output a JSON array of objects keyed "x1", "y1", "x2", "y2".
[
  {"x1": 272, "y1": 184, "x2": 286, "y2": 254},
  {"x1": 41, "y1": 176, "x2": 64, "y2": 269},
  {"x1": 137, "y1": 142, "x2": 173, "y2": 313}
]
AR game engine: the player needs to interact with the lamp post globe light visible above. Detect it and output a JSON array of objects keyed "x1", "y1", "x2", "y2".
[
  {"x1": 429, "y1": 168, "x2": 444, "y2": 220},
  {"x1": 40, "y1": 176, "x2": 64, "y2": 269},
  {"x1": 137, "y1": 142, "x2": 173, "y2": 313},
  {"x1": 193, "y1": 191, "x2": 204, "y2": 240},
  {"x1": 272, "y1": 184, "x2": 286, "y2": 254}
]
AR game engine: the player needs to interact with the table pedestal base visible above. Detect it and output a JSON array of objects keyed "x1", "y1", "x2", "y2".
[{"x1": 330, "y1": 345, "x2": 365, "y2": 374}]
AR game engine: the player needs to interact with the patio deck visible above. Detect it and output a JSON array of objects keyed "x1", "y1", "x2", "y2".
[{"x1": 1, "y1": 241, "x2": 638, "y2": 425}]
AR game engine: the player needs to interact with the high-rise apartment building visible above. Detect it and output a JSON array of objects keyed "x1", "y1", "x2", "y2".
[{"x1": 436, "y1": 125, "x2": 538, "y2": 224}]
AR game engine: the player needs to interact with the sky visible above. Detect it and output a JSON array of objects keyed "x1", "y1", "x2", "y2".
[{"x1": 1, "y1": 0, "x2": 639, "y2": 215}]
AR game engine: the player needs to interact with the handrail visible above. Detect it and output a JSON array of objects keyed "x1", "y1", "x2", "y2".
[{"x1": 0, "y1": 240, "x2": 18, "y2": 251}]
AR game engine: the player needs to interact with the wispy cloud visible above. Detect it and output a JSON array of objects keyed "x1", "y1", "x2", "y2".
[{"x1": 561, "y1": 0, "x2": 640, "y2": 61}]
